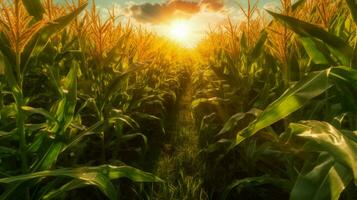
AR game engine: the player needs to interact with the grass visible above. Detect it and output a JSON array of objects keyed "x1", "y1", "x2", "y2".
[{"x1": 0, "y1": 0, "x2": 357, "y2": 199}]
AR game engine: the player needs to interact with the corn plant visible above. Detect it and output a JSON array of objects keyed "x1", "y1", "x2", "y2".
[
  {"x1": 0, "y1": 1, "x2": 164, "y2": 199},
  {"x1": 193, "y1": 0, "x2": 357, "y2": 199}
]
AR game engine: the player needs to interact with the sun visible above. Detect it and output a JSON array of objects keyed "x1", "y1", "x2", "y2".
[{"x1": 169, "y1": 20, "x2": 191, "y2": 42}]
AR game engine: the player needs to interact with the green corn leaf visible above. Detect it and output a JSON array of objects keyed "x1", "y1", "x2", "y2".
[
  {"x1": 237, "y1": 69, "x2": 332, "y2": 144},
  {"x1": 249, "y1": 31, "x2": 267, "y2": 62},
  {"x1": 0, "y1": 34, "x2": 19, "y2": 91},
  {"x1": 346, "y1": 0, "x2": 357, "y2": 23},
  {"x1": 289, "y1": 121, "x2": 357, "y2": 183},
  {"x1": 329, "y1": 66, "x2": 357, "y2": 83},
  {"x1": 0, "y1": 32, "x2": 15, "y2": 66},
  {"x1": 53, "y1": 62, "x2": 78, "y2": 133},
  {"x1": 21, "y1": 0, "x2": 45, "y2": 20},
  {"x1": 236, "y1": 67, "x2": 357, "y2": 145},
  {"x1": 267, "y1": 10, "x2": 353, "y2": 66},
  {"x1": 240, "y1": 32, "x2": 248, "y2": 51},
  {"x1": 32, "y1": 63, "x2": 79, "y2": 171},
  {"x1": 35, "y1": 142, "x2": 64, "y2": 171},
  {"x1": 291, "y1": 153, "x2": 352, "y2": 200},
  {"x1": 0, "y1": 165, "x2": 162, "y2": 200},
  {"x1": 286, "y1": 121, "x2": 357, "y2": 200},
  {"x1": 21, "y1": 1, "x2": 88, "y2": 73},
  {"x1": 298, "y1": 37, "x2": 330, "y2": 65}
]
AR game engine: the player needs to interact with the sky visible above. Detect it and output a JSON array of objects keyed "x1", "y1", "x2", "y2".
[{"x1": 57, "y1": 0, "x2": 281, "y2": 47}]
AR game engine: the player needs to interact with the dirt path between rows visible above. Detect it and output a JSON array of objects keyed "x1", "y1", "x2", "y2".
[{"x1": 152, "y1": 78, "x2": 208, "y2": 199}]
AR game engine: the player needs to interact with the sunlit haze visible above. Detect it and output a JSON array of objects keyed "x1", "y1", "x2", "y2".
[{"x1": 54, "y1": 0, "x2": 280, "y2": 47}]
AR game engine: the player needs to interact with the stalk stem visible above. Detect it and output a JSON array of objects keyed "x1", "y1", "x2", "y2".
[
  {"x1": 15, "y1": 53, "x2": 29, "y2": 200},
  {"x1": 15, "y1": 54, "x2": 28, "y2": 174}
]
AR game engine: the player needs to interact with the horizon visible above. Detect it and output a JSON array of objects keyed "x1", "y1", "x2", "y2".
[{"x1": 57, "y1": 0, "x2": 281, "y2": 47}]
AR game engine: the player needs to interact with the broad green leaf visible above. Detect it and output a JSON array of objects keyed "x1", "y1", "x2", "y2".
[
  {"x1": 0, "y1": 165, "x2": 162, "y2": 200},
  {"x1": 0, "y1": 37, "x2": 18, "y2": 91},
  {"x1": 35, "y1": 142, "x2": 64, "y2": 171},
  {"x1": 330, "y1": 66, "x2": 357, "y2": 83},
  {"x1": 240, "y1": 32, "x2": 248, "y2": 51},
  {"x1": 267, "y1": 10, "x2": 353, "y2": 66},
  {"x1": 346, "y1": 0, "x2": 357, "y2": 23},
  {"x1": 32, "y1": 63, "x2": 79, "y2": 171},
  {"x1": 53, "y1": 62, "x2": 78, "y2": 133},
  {"x1": 290, "y1": 153, "x2": 352, "y2": 200},
  {"x1": 21, "y1": 0, "x2": 45, "y2": 20},
  {"x1": 299, "y1": 37, "x2": 329, "y2": 65},
  {"x1": 289, "y1": 121, "x2": 357, "y2": 183},
  {"x1": 0, "y1": 33, "x2": 15, "y2": 67},
  {"x1": 286, "y1": 121, "x2": 357, "y2": 200},
  {"x1": 249, "y1": 31, "x2": 267, "y2": 62},
  {"x1": 21, "y1": 2, "x2": 88, "y2": 73},
  {"x1": 237, "y1": 69, "x2": 332, "y2": 144}
]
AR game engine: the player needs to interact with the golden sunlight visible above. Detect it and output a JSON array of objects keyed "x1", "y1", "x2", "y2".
[{"x1": 169, "y1": 20, "x2": 191, "y2": 43}]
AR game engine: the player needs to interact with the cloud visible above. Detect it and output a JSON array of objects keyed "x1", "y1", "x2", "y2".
[
  {"x1": 263, "y1": 2, "x2": 279, "y2": 12},
  {"x1": 200, "y1": 0, "x2": 224, "y2": 11},
  {"x1": 125, "y1": 0, "x2": 224, "y2": 24}
]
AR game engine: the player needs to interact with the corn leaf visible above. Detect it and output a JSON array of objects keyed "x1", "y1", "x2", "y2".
[
  {"x1": 237, "y1": 67, "x2": 357, "y2": 144},
  {"x1": 21, "y1": 1, "x2": 88, "y2": 73},
  {"x1": 0, "y1": 165, "x2": 163, "y2": 200},
  {"x1": 287, "y1": 121, "x2": 357, "y2": 200},
  {"x1": 57, "y1": 62, "x2": 78, "y2": 130},
  {"x1": 289, "y1": 121, "x2": 357, "y2": 183},
  {"x1": 298, "y1": 37, "x2": 330, "y2": 65},
  {"x1": 346, "y1": 0, "x2": 357, "y2": 23},
  {"x1": 21, "y1": 0, "x2": 45, "y2": 20},
  {"x1": 237, "y1": 69, "x2": 332, "y2": 144},
  {"x1": 267, "y1": 10, "x2": 353, "y2": 66},
  {"x1": 291, "y1": 153, "x2": 352, "y2": 200},
  {"x1": 249, "y1": 31, "x2": 267, "y2": 62}
]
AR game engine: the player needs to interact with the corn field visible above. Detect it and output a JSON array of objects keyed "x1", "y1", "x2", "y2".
[{"x1": 0, "y1": 0, "x2": 356, "y2": 199}]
